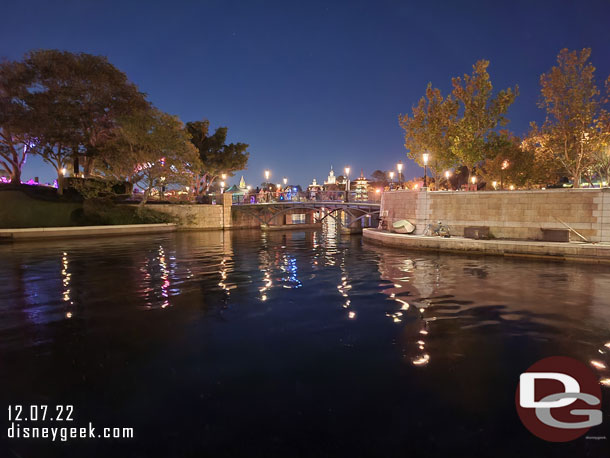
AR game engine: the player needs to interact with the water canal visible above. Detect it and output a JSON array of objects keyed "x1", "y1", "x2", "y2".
[{"x1": 1, "y1": 223, "x2": 609, "y2": 457}]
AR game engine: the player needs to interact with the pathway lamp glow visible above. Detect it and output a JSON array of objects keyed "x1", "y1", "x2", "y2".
[
  {"x1": 444, "y1": 170, "x2": 451, "y2": 190},
  {"x1": 492, "y1": 181, "x2": 498, "y2": 190}
]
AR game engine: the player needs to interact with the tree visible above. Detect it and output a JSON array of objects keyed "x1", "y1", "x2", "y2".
[
  {"x1": 527, "y1": 48, "x2": 609, "y2": 187},
  {"x1": 24, "y1": 50, "x2": 148, "y2": 177},
  {"x1": 399, "y1": 83, "x2": 459, "y2": 183},
  {"x1": 450, "y1": 60, "x2": 518, "y2": 179},
  {"x1": 370, "y1": 170, "x2": 389, "y2": 187},
  {"x1": 0, "y1": 60, "x2": 37, "y2": 183},
  {"x1": 28, "y1": 98, "x2": 82, "y2": 194},
  {"x1": 99, "y1": 109, "x2": 200, "y2": 204},
  {"x1": 478, "y1": 131, "x2": 544, "y2": 188},
  {"x1": 186, "y1": 120, "x2": 249, "y2": 194}
]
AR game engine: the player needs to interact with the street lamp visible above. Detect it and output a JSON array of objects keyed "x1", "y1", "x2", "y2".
[
  {"x1": 501, "y1": 160, "x2": 509, "y2": 190},
  {"x1": 396, "y1": 161, "x2": 403, "y2": 187},
  {"x1": 60, "y1": 168, "x2": 67, "y2": 176},
  {"x1": 344, "y1": 167, "x2": 351, "y2": 202},
  {"x1": 264, "y1": 170, "x2": 270, "y2": 181},
  {"x1": 445, "y1": 170, "x2": 451, "y2": 190},
  {"x1": 422, "y1": 154, "x2": 429, "y2": 188},
  {"x1": 220, "y1": 181, "x2": 225, "y2": 193},
  {"x1": 471, "y1": 175, "x2": 477, "y2": 191},
  {"x1": 283, "y1": 177, "x2": 287, "y2": 185},
  {"x1": 492, "y1": 181, "x2": 498, "y2": 190},
  {"x1": 221, "y1": 173, "x2": 227, "y2": 180},
  {"x1": 389, "y1": 171, "x2": 395, "y2": 190}
]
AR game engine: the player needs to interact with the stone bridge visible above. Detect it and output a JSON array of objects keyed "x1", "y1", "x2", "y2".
[{"x1": 232, "y1": 201, "x2": 381, "y2": 232}]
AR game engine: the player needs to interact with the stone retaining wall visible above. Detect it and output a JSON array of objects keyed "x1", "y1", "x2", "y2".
[
  {"x1": 151, "y1": 203, "x2": 225, "y2": 230},
  {"x1": 381, "y1": 188, "x2": 610, "y2": 242}
]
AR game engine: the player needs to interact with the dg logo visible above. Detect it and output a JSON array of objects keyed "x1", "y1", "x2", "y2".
[{"x1": 516, "y1": 356, "x2": 603, "y2": 442}]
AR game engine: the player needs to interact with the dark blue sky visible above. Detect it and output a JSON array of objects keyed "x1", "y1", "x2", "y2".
[{"x1": 2, "y1": 0, "x2": 609, "y2": 187}]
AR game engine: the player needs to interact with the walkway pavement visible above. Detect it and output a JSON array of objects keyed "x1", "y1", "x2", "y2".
[
  {"x1": 0, "y1": 223, "x2": 177, "y2": 241},
  {"x1": 363, "y1": 228, "x2": 610, "y2": 263}
]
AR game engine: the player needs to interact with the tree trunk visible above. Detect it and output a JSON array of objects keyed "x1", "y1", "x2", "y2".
[
  {"x1": 10, "y1": 166, "x2": 21, "y2": 184},
  {"x1": 139, "y1": 188, "x2": 150, "y2": 206},
  {"x1": 57, "y1": 173, "x2": 64, "y2": 195},
  {"x1": 573, "y1": 170, "x2": 581, "y2": 188}
]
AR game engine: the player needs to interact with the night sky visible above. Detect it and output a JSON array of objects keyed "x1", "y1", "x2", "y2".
[{"x1": 2, "y1": 0, "x2": 609, "y2": 187}]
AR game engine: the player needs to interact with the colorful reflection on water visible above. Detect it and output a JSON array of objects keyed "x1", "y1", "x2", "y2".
[{"x1": 0, "y1": 223, "x2": 609, "y2": 457}]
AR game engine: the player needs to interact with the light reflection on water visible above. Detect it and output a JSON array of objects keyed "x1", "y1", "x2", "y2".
[{"x1": 1, "y1": 222, "x2": 610, "y2": 456}]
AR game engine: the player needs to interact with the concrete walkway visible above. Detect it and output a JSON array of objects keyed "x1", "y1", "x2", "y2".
[
  {"x1": 0, "y1": 223, "x2": 177, "y2": 241},
  {"x1": 363, "y1": 228, "x2": 610, "y2": 263}
]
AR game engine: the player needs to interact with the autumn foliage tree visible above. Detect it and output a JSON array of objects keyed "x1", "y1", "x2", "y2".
[
  {"x1": 399, "y1": 60, "x2": 518, "y2": 184},
  {"x1": 399, "y1": 84, "x2": 458, "y2": 184},
  {"x1": 527, "y1": 48, "x2": 609, "y2": 187}
]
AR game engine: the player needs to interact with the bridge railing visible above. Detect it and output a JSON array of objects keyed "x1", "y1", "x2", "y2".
[{"x1": 231, "y1": 190, "x2": 381, "y2": 205}]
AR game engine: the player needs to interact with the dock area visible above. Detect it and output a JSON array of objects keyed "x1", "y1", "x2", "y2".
[
  {"x1": 0, "y1": 223, "x2": 177, "y2": 241},
  {"x1": 363, "y1": 228, "x2": 610, "y2": 263}
]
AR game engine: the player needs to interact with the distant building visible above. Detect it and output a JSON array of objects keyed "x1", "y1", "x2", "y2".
[
  {"x1": 353, "y1": 170, "x2": 369, "y2": 201},
  {"x1": 307, "y1": 178, "x2": 323, "y2": 198},
  {"x1": 225, "y1": 175, "x2": 249, "y2": 196},
  {"x1": 307, "y1": 178, "x2": 322, "y2": 192},
  {"x1": 324, "y1": 166, "x2": 336, "y2": 186}
]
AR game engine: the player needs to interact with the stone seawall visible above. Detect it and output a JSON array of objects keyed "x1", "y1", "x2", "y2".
[
  {"x1": 381, "y1": 188, "x2": 610, "y2": 242},
  {"x1": 151, "y1": 203, "x2": 225, "y2": 230}
]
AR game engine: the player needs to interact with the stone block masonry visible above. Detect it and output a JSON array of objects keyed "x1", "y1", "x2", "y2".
[
  {"x1": 381, "y1": 188, "x2": 610, "y2": 243},
  {"x1": 151, "y1": 203, "x2": 225, "y2": 230}
]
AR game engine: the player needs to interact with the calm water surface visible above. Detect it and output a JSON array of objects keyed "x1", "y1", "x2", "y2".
[{"x1": 1, "y1": 225, "x2": 610, "y2": 457}]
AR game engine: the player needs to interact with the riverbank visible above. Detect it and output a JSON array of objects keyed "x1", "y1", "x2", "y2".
[
  {"x1": 0, "y1": 223, "x2": 177, "y2": 241},
  {"x1": 363, "y1": 228, "x2": 610, "y2": 263}
]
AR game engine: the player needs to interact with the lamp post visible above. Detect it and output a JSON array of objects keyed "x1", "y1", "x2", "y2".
[
  {"x1": 220, "y1": 181, "x2": 225, "y2": 193},
  {"x1": 500, "y1": 160, "x2": 509, "y2": 190},
  {"x1": 422, "y1": 153, "x2": 429, "y2": 188},
  {"x1": 396, "y1": 161, "x2": 403, "y2": 188},
  {"x1": 283, "y1": 177, "x2": 287, "y2": 185},
  {"x1": 445, "y1": 170, "x2": 451, "y2": 190},
  {"x1": 389, "y1": 171, "x2": 394, "y2": 190},
  {"x1": 471, "y1": 175, "x2": 477, "y2": 191},
  {"x1": 264, "y1": 170, "x2": 270, "y2": 191},
  {"x1": 344, "y1": 166, "x2": 350, "y2": 202}
]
